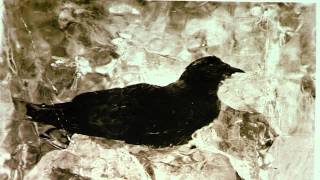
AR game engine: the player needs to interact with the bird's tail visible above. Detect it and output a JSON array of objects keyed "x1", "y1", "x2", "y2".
[
  {"x1": 26, "y1": 102, "x2": 72, "y2": 129},
  {"x1": 12, "y1": 97, "x2": 71, "y2": 128},
  {"x1": 26, "y1": 103, "x2": 56, "y2": 126}
]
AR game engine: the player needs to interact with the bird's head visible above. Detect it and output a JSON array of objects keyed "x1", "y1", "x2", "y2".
[{"x1": 179, "y1": 56, "x2": 244, "y2": 91}]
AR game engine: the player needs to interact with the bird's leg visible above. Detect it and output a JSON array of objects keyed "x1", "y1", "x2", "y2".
[{"x1": 39, "y1": 127, "x2": 71, "y2": 149}]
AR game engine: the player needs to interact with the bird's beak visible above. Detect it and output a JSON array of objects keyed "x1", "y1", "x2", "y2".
[
  {"x1": 229, "y1": 67, "x2": 245, "y2": 74},
  {"x1": 223, "y1": 67, "x2": 245, "y2": 79}
]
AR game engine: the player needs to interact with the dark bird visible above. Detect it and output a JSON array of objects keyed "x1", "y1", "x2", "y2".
[{"x1": 24, "y1": 56, "x2": 244, "y2": 147}]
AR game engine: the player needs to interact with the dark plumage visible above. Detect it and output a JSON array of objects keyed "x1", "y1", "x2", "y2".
[{"x1": 25, "y1": 56, "x2": 244, "y2": 147}]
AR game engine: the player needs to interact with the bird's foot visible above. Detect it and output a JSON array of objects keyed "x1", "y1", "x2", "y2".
[{"x1": 39, "y1": 128, "x2": 71, "y2": 149}]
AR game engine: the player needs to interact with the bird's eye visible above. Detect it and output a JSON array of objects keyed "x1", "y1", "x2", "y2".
[{"x1": 221, "y1": 64, "x2": 228, "y2": 69}]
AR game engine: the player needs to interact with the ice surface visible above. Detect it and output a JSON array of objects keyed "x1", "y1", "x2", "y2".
[{"x1": 0, "y1": 1, "x2": 315, "y2": 180}]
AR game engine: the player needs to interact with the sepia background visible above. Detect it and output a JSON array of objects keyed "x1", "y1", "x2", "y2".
[{"x1": 0, "y1": 1, "x2": 316, "y2": 179}]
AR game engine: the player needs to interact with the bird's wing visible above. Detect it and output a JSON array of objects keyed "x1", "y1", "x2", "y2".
[
  {"x1": 71, "y1": 83, "x2": 162, "y2": 109},
  {"x1": 68, "y1": 83, "x2": 164, "y2": 138}
]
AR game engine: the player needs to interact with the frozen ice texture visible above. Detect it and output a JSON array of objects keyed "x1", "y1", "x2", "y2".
[{"x1": 0, "y1": 1, "x2": 315, "y2": 179}]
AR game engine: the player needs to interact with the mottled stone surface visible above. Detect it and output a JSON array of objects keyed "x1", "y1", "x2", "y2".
[
  {"x1": 0, "y1": 1, "x2": 315, "y2": 180},
  {"x1": 25, "y1": 134, "x2": 239, "y2": 180}
]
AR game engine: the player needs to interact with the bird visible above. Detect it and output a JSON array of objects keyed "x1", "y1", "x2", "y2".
[{"x1": 23, "y1": 55, "x2": 244, "y2": 147}]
